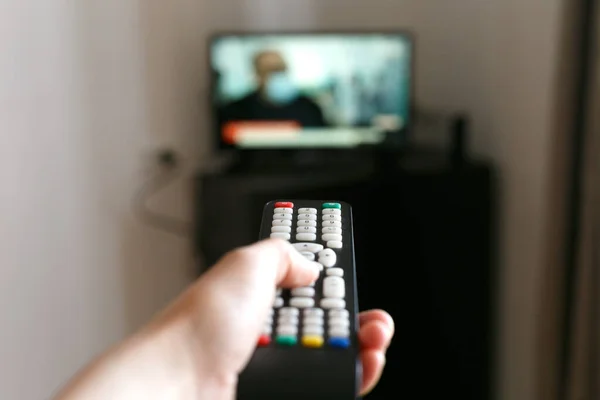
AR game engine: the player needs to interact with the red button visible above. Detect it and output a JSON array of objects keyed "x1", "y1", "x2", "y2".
[
  {"x1": 258, "y1": 335, "x2": 271, "y2": 347},
  {"x1": 275, "y1": 202, "x2": 294, "y2": 208}
]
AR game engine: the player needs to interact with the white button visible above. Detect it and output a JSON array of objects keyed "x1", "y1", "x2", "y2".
[
  {"x1": 273, "y1": 220, "x2": 292, "y2": 227},
  {"x1": 298, "y1": 214, "x2": 317, "y2": 221},
  {"x1": 274, "y1": 208, "x2": 293, "y2": 214},
  {"x1": 298, "y1": 208, "x2": 317, "y2": 214},
  {"x1": 322, "y1": 233, "x2": 342, "y2": 242},
  {"x1": 263, "y1": 324, "x2": 272, "y2": 335},
  {"x1": 269, "y1": 308, "x2": 275, "y2": 316},
  {"x1": 328, "y1": 326, "x2": 350, "y2": 338},
  {"x1": 303, "y1": 325, "x2": 324, "y2": 335},
  {"x1": 328, "y1": 241, "x2": 343, "y2": 249},
  {"x1": 293, "y1": 243, "x2": 324, "y2": 253},
  {"x1": 304, "y1": 308, "x2": 324, "y2": 318},
  {"x1": 272, "y1": 226, "x2": 291, "y2": 233},
  {"x1": 270, "y1": 233, "x2": 290, "y2": 240},
  {"x1": 290, "y1": 297, "x2": 315, "y2": 308},
  {"x1": 322, "y1": 227, "x2": 342, "y2": 234},
  {"x1": 296, "y1": 233, "x2": 317, "y2": 241},
  {"x1": 323, "y1": 220, "x2": 342, "y2": 228},
  {"x1": 277, "y1": 324, "x2": 298, "y2": 336},
  {"x1": 265, "y1": 315, "x2": 273, "y2": 325},
  {"x1": 321, "y1": 298, "x2": 346, "y2": 309},
  {"x1": 278, "y1": 315, "x2": 299, "y2": 325},
  {"x1": 291, "y1": 287, "x2": 315, "y2": 297},
  {"x1": 318, "y1": 248, "x2": 337, "y2": 267},
  {"x1": 297, "y1": 220, "x2": 317, "y2": 227},
  {"x1": 322, "y1": 209, "x2": 341, "y2": 215},
  {"x1": 329, "y1": 317, "x2": 350, "y2": 328},
  {"x1": 327, "y1": 268, "x2": 344, "y2": 277},
  {"x1": 279, "y1": 307, "x2": 299, "y2": 316},
  {"x1": 301, "y1": 251, "x2": 315, "y2": 261},
  {"x1": 273, "y1": 213, "x2": 293, "y2": 220},
  {"x1": 313, "y1": 262, "x2": 324, "y2": 272},
  {"x1": 322, "y1": 215, "x2": 342, "y2": 222},
  {"x1": 329, "y1": 309, "x2": 349, "y2": 319},
  {"x1": 303, "y1": 316, "x2": 324, "y2": 326},
  {"x1": 274, "y1": 297, "x2": 284, "y2": 308},
  {"x1": 323, "y1": 277, "x2": 345, "y2": 299},
  {"x1": 297, "y1": 226, "x2": 317, "y2": 233}
]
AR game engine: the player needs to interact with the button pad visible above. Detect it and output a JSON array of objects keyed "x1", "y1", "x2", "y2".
[{"x1": 264, "y1": 201, "x2": 352, "y2": 349}]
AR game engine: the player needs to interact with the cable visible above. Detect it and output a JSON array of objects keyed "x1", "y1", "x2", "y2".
[{"x1": 132, "y1": 149, "x2": 193, "y2": 238}]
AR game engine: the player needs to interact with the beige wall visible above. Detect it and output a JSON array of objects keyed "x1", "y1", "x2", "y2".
[{"x1": 1, "y1": 1, "x2": 566, "y2": 399}]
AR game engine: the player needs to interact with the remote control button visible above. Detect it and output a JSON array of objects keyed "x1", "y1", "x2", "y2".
[
  {"x1": 329, "y1": 317, "x2": 350, "y2": 328},
  {"x1": 296, "y1": 233, "x2": 317, "y2": 241},
  {"x1": 322, "y1": 214, "x2": 342, "y2": 222},
  {"x1": 274, "y1": 207, "x2": 293, "y2": 214},
  {"x1": 273, "y1": 220, "x2": 292, "y2": 227},
  {"x1": 323, "y1": 220, "x2": 342, "y2": 228},
  {"x1": 312, "y1": 262, "x2": 324, "y2": 272},
  {"x1": 298, "y1": 214, "x2": 317, "y2": 221},
  {"x1": 297, "y1": 220, "x2": 317, "y2": 227},
  {"x1": 279, "y1": 307, "x2": 299, "y2": 317},
  {"x1": 300, "y1": 251, "x2": 315, "y2": 261},
  {"x1": 258, "y1": 335, "x2": 271, "y2": 347},
  {"x1": 322, "y1": 209, "x2": 342, "y2": 215},
  {"x1": 321, "y1": 298, "x2": 346, "y2": 309},
  {"x1": 304, "y1": 308, "x2": 324, "y2": 318},
  {"x1": 318, "y1": 249, "x2": 337, "y2": 267},
  {"x1": 270, "y1": 233, "x2": 290, "y2": 240},
  {"x1": 263, "y1": 324, "x2": 272, "y2": 335},
  {"x1": 272, "y1": 226, "x2": 291, "y2": 233},
  {"x1": 277, "y1": 324, "x2": 298, "y2": 336},
  {"x1": 291, "y1": 287, "x2": 315, "y2": 297},
  {"x1": 322, "y1": 202, "x2": 341, "y2": 209},
  {"x1": 273, "y1": 213, "x2": 293, "y2": 220},
  {"x1": 293, "y1": 243, "x2": 324, "y2": 253},
  {"x1": 298, "y1": 208, "x2": 317, "y2": 214},
  {"x1": 275, "y1": 202, "x2": 294, "y2": 208},
  {"x1": 328, "y1": 337, "x2": 350, "y2": 349},
  {"x1": 326, "y1": 268, "x2": 344, "y2": 277},
  {"x1": 278, "y1": 315, "x2": 299, "y2": 325},
  {"x1": 290, "y1": 297, "x2": 315, "y2": 308},
  {"x1": 329, "y1": 309, "x2": 349, "y2": 319},
  {"x1": 273, "y1": 297, "x2": 284, "y2": 308},
  {"x1": 302, "y1": 335, "x2": 324, "y2": 348},
  {"x1": 303, "y1": 325, "x2": 324, "y2": 335},
  {"x1": 327, "y1": 241, "x2": 343, "y2": 249},
  {"x1": 329, "y1": 326, "x2": 350, "y2": 338},
  {"x1": 322, "y1": 227, "x2": 342, "y2": 234},
  {"x1": 323, "y1": 277, "x2": 345, "y2": 299},
  {"x1": 322, "y1": 233, "x2": 343, "y2": 242},
  {"x1": 303, "y1": 316, "x2": 324, "y2": 326},
  {"x1": 276, "y1": 335, "x2": 297, "y2": 346},
  {"x1": 297, "y1": 226, "x2": 316, "y2": 233}
]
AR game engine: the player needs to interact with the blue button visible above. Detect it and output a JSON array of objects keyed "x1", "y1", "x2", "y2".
[{"x1": 328, "y1": 337, "x2": 350, "y2": 349}]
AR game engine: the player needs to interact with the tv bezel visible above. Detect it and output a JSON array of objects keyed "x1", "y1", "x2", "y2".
[{"x1": 207, "y1": 29, "x2": 416, "y2": 154}]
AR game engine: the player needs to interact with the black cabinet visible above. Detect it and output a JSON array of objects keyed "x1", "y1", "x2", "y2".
[{"x1": 193, "y1": 154, "x2": 498, "y2": 399}]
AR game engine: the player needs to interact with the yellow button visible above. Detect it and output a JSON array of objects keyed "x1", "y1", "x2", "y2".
[{"x1": 302, "y1": 335, "x2": 324, "y2": 348}]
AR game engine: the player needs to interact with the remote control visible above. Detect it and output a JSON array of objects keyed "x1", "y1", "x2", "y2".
[{"x1": 236, "y1": 200, "x2": 362, "y2": 399}]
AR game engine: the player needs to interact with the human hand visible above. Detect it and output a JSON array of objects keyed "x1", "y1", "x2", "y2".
[{"x1": 54, "y1": 239, "x2": 394, "y2": 400}]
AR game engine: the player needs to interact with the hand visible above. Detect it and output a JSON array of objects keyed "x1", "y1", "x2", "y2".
[{"x1": 54, "y1": 239, "x2": 394, "y2": 400}]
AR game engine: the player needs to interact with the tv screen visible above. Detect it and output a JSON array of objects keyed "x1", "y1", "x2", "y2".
[{"x1": 210, "y1": 32, "x2": 413, "y2": 149}]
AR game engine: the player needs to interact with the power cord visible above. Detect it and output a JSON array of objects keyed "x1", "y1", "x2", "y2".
[{"x1": 132, "y1": 149, "x2": 193, "y2": 238}]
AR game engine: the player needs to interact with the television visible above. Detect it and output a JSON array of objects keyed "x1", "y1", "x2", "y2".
[{"x1": 209, "y1": 31, "x2": 414, "y2": 150}]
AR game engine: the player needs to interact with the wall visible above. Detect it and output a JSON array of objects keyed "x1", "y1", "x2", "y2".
[{"x1": 1, "y1": 1, "x2": 566, "y2": 399}]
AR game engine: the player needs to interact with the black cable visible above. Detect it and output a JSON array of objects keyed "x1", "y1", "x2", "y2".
[{"x1": 132, "y1": 150, "x2": 193, "y2": 238}]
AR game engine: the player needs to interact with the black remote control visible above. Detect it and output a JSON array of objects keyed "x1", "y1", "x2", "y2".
[{"x1": 236, "y1": 200, "x2": 362, "y2": 399}]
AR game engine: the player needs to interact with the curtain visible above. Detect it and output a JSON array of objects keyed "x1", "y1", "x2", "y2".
[{"x1": 565, "y1": 3, "x2": 600, "y2": 398}]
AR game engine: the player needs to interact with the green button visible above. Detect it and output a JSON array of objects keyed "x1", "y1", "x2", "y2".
[
  {"x1": 322, "y1": 203, "x2": 341, "y2": 209},
  {"x1": 276, "y1": 335, "x2": 298, "y2": 346}
]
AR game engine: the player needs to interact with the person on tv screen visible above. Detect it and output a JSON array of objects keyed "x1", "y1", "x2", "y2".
[{"x1": 219, "y1": 50, "x2": 327, "y2": 128}]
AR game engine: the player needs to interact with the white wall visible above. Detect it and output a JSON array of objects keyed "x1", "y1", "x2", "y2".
[{"x1": 1, "y1": 0, "x2": 565, "y2": 399}]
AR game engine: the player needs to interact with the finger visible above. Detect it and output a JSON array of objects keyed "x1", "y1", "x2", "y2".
[
  {"x1": 359, "y1": 349, "x2": 386, "y2": 396},
  {"x1": 359, "y1": 309, "x2": 395, "y2": 336},
  {"x1": 359, "y1": 320, "x2": 394, "y2": 351}
]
